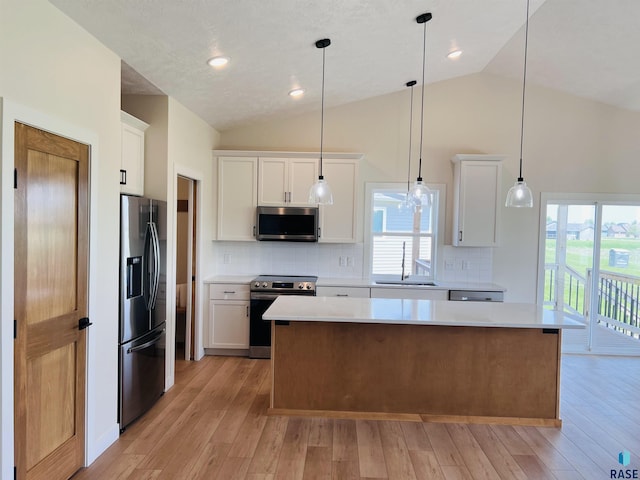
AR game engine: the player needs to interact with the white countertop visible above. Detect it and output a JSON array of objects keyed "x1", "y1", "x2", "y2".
[
  {"x1": 205, "y1": 275, "x2": 505, "y2": 292},
  {"x1": 263, "y1": 296, "x2": 585, "y2": 329},
  {"x1": 204, "y1": 275, "x2": 255, "y2": 284}
]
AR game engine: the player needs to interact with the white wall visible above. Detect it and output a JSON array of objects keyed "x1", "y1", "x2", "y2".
[
  {"x1": 122, "y1": 94, "x2": 219, "y2": 370},
  {"x1": 219, "y1": 72, "x2": 640, "y2": 302},
  {"x1": 0, "y1": 0, "x2": 122, "y2": 475},
  {"x1": 166, "y1": 97, "x2": 219, "y2": 365}
]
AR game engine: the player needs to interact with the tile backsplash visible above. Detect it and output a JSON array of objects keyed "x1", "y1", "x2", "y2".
[
  {"x1": 214, "y1": 242, "x2": 493, "y2": 283},
  {"x1": 214, "y1": 242, "x2": 364, "y2": 278},
  {"x1": 438, "y1": 245, "x2": 493, "y2": 283}
]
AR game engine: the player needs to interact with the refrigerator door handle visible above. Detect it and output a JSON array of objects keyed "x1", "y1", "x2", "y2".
[
  {"x1": 149, "y1": 221, "x2": 161, "y2": 309},
  {"x1": 126, "y1": 329, "x2": 165, "y2": 354},
  {"x1": 143, "y1": 222, "x2": 153, "y2": 311}
]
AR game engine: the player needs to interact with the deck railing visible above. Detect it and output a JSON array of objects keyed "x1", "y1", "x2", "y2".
[
  {"x1": 594, "y1": 269, "x2": 640, "y2": 338},
  {"x1": 544, "y1": 264, "x2": 640, "y2": 339}
]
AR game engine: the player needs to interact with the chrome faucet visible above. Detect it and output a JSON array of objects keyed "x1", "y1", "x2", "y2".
[{"x1": 401, "y1": 241, "x2": 408, "y2": 280}]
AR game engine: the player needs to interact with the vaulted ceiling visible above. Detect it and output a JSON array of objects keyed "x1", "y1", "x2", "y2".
[{"x1": 50, "y1": 0, "x2": 640, "y2": 131}]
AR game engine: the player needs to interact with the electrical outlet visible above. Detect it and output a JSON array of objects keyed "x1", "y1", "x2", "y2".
[
  {"x1": 339, "y1": 256, "x2": 346, "y2": 267},
  {"x1": 462, "y1": 261, "x2": 471, "y2": 270},
  {"x1": 223, "y1": 253, "x2": 231, "y2": 264},
  {"x1": 346, "y1": 256, "x2": 354, "y2": 267},
  {"x1": 444, "y1": 259, "x2": 455, "y2": 270}
]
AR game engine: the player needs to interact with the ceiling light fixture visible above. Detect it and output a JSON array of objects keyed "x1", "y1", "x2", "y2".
[
  {"x1": 308, "y1": 38, "x2": 333, "y2": 205},
  {"x1": 288, "y1": 88, "x2": 305, "y2": 98},
  {"x1": 408, "y1": 12, "x2": 433, "y2": 209},
  {"x1": 207, "y1": 56, "x2": 229, "y2": 68},
  {"x1": 447, "y1": 49, "x2": 462, "y2": 59},
  {"x1": 400, "y1": 80, "x2": 418, "y2": 211},
  {"x1": 505, "y1": 0, "x2": 534, "y2": 208}
]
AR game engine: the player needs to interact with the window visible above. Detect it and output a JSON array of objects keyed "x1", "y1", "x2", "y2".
[{"x1": 365, "y1": 183, "x2": 445, "y2": 280}]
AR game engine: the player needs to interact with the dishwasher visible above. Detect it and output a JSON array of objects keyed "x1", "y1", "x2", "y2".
[{"x1": 448, "y1": 290, "x2": 504, "y2": 302}]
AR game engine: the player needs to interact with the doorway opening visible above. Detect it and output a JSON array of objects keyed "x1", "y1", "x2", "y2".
[
  {"x1": 175, "y1": 175, "x2": 197, "y2": 361},
  {"x1": 539, "y1": 194, "x2": 640, "y2": 355}
]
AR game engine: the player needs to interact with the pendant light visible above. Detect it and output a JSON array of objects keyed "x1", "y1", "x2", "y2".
[
  {"x1": 399, "y1": 80, "x2": 418, "y2": 211},
  {"x1": 408, "y1": 13, "x2": 433, "y2": 209},
  {"x1": 308, "y1": 38, "x2": 334, "y2": 205},
  {"x1": 505, "y1": 0, "x2": 534, "y2": 208}
]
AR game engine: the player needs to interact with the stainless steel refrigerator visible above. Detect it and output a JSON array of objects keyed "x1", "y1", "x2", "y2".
[{"x1": 119, "y1": 195, "x2": 167, "y2": 431}]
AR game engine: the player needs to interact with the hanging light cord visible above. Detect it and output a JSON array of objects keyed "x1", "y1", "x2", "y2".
[
  {"x1": 518, "y1": 0, "x2": 530, "y2": 182},
  {"x1": 417, "y1": 14, "x2": 430, "y2": 182},
  {"x1": 319, "y1": 44, "x2": 326, "y2": 179},
  {"x1": 406, "y1": 81, "x2": 416, "y2": 192}
]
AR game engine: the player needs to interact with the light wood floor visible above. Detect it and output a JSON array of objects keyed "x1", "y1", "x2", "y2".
[{"x1": 73, "y1": 354, "x2": 640, "y2": 479}]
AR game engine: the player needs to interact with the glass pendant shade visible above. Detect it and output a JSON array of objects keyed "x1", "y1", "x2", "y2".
[
  {"x1": 308, "y1": 176, "x2": 333, "y2": 205},
  {"x1": 409, "y1": 179, "x2": 432, "y2": 208},
  {"x1": 505, "y1": 178, "x2": 533, "y2": 208},
  {"x1": 398, "y1": 191, "x2": 418, "y2": 212}
]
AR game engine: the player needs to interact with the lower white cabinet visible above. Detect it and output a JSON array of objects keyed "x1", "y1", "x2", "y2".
[
  {"x1": 206, "y1": 283, "x2": 250, "y2": 350},
  {"x1": 370, "y1": 287, "x2": 449, "y2": 300}
]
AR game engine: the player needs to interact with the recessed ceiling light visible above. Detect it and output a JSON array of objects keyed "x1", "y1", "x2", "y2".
[
  {"x1": 288, "y1": 88, "x2": 305, "y2": 98},
  {"x1": 207, "y1": 56, "x2": 230, "y2": 68},
  {"x1": 447, "y1": 50, "x2": 462, "y2": 59}
]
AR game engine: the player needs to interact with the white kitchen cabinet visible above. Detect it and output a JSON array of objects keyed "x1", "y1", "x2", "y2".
[
  {"x1": 370, "y1": 287, "x2": 449, "y2": 300},
  {"x1": 316, "y1": 286, "x2": 370, "y2": 298},
  {"x1": 206, "y1": 283, "x2": 250, "y2": 350},
  {"x1": 318, "y1": 158, "x2": 359, "y2": 243},
  {"x1": 258, "y1": 157, "x2": 318, "y2": 205},
  {"x1": 451, "y1": 154, "x2": 504, "y2": 247},
  {"x1": 120, "y1": 111, "x2": 149, "y2": 196},
  {"x1": 217, "y1": 156, "x2": 258, "y2": 241}
]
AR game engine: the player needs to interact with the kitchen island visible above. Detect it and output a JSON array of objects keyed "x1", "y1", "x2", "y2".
[{"x1": 263, "y1": 296, "x2": 584, "y2": 426}]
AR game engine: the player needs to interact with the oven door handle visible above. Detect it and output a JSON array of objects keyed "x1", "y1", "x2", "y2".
[{"x1": 250, "y1": 293, "x2": 280, "y2": 301}]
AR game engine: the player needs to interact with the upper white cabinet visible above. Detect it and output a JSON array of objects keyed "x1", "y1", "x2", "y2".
[
  {"x1": 318, "y1": 158, "x2": 359, "y2": 243},
  {"x1": 217, "y1": 156, "x2": 258, "y2": 241},
  {"x1": 258, "y1": 157, "x2": 318, "y2": 206},
  {"x1": 451, "y1": 154, "x2": 504, "y2": 247},
  {"x1": 120, "y1": 111, "x2": 149, "y2": 196},
  {"x1": 214, "y1": 151, "x2": 361, "y2": 243}
]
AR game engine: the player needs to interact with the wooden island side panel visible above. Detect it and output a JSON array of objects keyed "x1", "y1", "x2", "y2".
[{"x1": 271, "y1": 321, "x2": 560, "y2": 423}]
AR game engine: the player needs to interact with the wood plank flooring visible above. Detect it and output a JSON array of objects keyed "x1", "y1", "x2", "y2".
[{"x1": 72, "y1": 354, "x2": 640, "y2": 479}]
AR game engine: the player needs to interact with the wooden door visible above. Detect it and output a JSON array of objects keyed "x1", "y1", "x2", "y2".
[{"x1": 14, "y1": 123, "x2": 89, "y2": 480}]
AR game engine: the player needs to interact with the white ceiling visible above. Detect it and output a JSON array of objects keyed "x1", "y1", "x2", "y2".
[{"x1": 50, "y1": 0, "x2": 640, "y2": 132}]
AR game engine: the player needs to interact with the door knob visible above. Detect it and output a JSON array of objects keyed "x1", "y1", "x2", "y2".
[{"x1": 79, "y1": 317, "x2": 93, "y2": 330}]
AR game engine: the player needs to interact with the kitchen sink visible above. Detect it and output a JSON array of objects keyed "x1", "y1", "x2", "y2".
[{"x1": 374, "y1": 280, "x2": 437, "y2": 286}]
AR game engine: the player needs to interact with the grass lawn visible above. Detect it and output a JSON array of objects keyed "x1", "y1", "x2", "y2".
[{"x1": 544, "y1": 238, "x2": 640, "y2": 314}]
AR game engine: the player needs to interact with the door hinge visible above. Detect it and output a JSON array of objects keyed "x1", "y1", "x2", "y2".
[
  {"x1": 14, "y1": 319, "x2": 17, "y2": 339},
  {"x1": 14, "y1": 168, "x2": 17, "y2": 189}
]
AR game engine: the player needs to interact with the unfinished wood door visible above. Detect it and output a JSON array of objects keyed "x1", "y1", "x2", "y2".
[{"x1": 14, "y1": 123, "x2": 89, "y2": 480}]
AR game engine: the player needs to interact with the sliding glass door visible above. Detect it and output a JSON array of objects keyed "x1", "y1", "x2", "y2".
[{"x1": 540, "y1": 195, "x2": 640, "y2": 355}]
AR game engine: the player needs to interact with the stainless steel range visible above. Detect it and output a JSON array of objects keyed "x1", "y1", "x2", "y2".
[{"x1": 249, "y1": 275, "x2": 317, "y2": 358}]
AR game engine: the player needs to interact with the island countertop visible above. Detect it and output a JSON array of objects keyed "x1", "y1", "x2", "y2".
[{"x1": 263, "y1": 295, "x2": 585, "y2": 330}]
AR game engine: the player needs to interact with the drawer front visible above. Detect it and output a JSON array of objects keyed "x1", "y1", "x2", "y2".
[
  {"x1": 316, "y1": 286, "x2": 370, "y2": 298},
  {"x1": 209, "y1": 283, "x2": 250, "y2": 300}
]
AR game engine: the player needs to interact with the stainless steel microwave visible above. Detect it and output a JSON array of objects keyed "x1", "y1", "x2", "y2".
[{"x1": 256, "y1": 206, "x2": 319, "y2": 242}]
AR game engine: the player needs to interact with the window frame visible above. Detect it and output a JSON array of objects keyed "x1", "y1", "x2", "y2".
[{"x1": 364, "y1": 182, "x2": 446, "y2": 280}]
